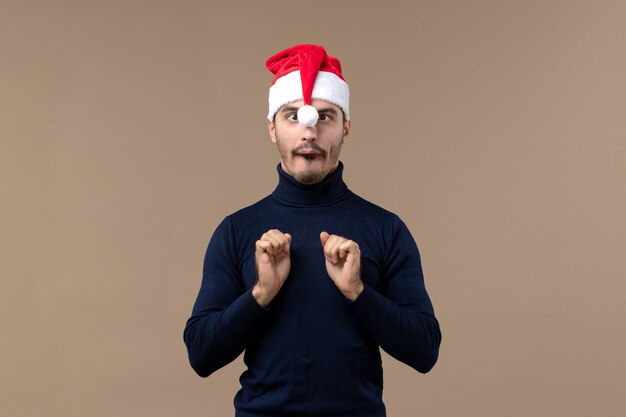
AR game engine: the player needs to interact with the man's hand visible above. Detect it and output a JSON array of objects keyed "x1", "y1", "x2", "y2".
[
  {"x1": 320, "y1": 232, "x2": 364, "y2": 301},
  {"x1": 252, "y1": 229, "x2": 292, "y2": 308}
]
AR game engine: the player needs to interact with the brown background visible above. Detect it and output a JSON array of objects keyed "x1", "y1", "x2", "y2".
[{"x1": 2, "y1": 1, "x2": 625, "y2": 416}]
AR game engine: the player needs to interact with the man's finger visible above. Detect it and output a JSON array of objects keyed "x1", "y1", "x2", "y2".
[
  {"x1": 260, "y1": 233, "x2": 280, "y2": 251},
  {"x1": 328, "y1": 237, "x2": 343, "y2": 264},
  {"x1": 339, "y1": 240, "x2": 358, "y2": 260},
  {"x1": 283, "y1": 233, "x2": 292, "y2": 255},
  {"x1": 259, "y1": 230, "x2": 292, "y2": 256},
  {"x1": 321, "y1": 232, "x2": 337, "y2": 263},
  {"x1": 256, "y1": 240, "x2": 274, "y2": 255},
  {"x1": 267, "y1": 230, "x2": 291, "y2": 255},
  {"x1": 322, "y1": 234, "x2": 345, "y2": 264},
  {"x1": 320, "y1": 231, "x2": 330, "y2": 246}
]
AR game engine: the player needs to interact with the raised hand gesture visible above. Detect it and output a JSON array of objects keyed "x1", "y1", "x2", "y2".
[
  {"x1": 320, "y1": 231, "x2": 364, "y2": 301},
  {"x1": 252, "y1": 229, "x2": 292, "y2": 307}
]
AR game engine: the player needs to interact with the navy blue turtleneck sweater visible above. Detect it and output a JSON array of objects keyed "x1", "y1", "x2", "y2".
[{"x1": 184, "y1": 162, "x2": 441, "y2": 417}]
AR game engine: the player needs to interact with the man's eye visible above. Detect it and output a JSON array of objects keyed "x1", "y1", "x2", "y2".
[
  {"x1": 286, "y1": 113, "x2": 298, "y2": 121},
  {"x1": 319, "y1": 114, "x2": 332, "y2": 121}
]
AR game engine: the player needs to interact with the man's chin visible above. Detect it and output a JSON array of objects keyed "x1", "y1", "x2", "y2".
[
  {"x1": 282, "y1": 157, "x2": 339, "y2": 185},
  {"x1": 292, "y1": 170, "x2": 326, "y2": 185}
]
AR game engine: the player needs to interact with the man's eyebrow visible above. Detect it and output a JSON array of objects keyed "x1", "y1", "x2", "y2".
[
  {"x1": 278, "y1": 105, "x2": 299, "y2": 114},
  {"x1": 278, "y1": 105, "x2": 339, "y2": 115},
  {"x1": 316, "y1": 107, "x2": 339, "y2": 115}
]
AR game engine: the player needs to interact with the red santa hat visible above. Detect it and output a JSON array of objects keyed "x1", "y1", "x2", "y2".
[{"x1": 266, "y1": 44, "x2": 350, "y2": 127}]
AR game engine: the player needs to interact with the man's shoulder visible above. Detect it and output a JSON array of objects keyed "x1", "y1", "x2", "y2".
[
  {"x1": 346, "y1": 190, "x2": 398, "y2": 221},
  {"x1": 223, "y1": 194, "x2": 275, "y2": 225}
]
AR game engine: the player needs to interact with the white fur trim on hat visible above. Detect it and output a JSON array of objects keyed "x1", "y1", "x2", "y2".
[{"x1": 267, "y1": 70, "x2": 350, "y2": 121}]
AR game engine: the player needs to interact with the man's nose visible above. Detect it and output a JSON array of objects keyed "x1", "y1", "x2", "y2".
[{"x1": 301, "y1": 125, "x2": 317, "y2": 141}]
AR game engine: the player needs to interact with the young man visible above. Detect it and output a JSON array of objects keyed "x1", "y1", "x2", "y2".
[{"x1": 184, "y1": 44, "x2": 441, "y2": 417}]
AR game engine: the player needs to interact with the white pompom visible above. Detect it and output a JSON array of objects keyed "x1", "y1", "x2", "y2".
[{"x1": 297, "y1": 105, "x2": 319, "y2": 127}]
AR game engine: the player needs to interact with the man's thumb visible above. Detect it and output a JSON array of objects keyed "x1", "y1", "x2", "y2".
[{"x1": 320, "y1": 231, "x2": 330, "y2": 246}]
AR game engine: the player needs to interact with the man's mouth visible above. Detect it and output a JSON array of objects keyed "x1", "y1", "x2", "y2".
[
  {"x1": 293, "y1": 144, "x2": 326, "y2": 159},
  {"x1": 297, "y1": 149, "x2": 321, "y2": 156}
]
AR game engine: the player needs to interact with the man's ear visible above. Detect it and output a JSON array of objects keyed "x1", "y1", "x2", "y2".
[
  {"x1": 342, "y1": 120, "x2": 351, "y2": 143},
  {"x1": 267, "y1": 119, "x2": 277, "y2": 143}
]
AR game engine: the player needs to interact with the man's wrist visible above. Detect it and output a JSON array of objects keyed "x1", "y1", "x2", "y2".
[
  {"x1": 252, "y1": 284, "x2": 275, "y2": 308},
  {"x1": 343, "y1": 280, "x2": 365, "y2": 302}
]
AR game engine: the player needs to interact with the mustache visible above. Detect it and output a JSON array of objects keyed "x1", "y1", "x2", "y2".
[{"x1": 292, "y1": 143, "x2": 326, "y2": 157}]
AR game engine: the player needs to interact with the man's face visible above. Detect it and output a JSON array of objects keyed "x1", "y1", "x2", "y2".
[{"x1": 268, "y1": 99, "x2": 351, "y2": 185}]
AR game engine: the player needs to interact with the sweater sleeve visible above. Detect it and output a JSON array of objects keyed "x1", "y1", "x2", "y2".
[
  {"x1": 183, "y1": 217, "x2": 268, "y2": 377},
  {"x1": 349, "y1": 216, "x2": 442, "y2": 373}
]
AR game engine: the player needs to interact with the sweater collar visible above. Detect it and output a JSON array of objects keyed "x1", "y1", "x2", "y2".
[{"x1": 272, "y1": 161, "x2": 349, "y2": 207}]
